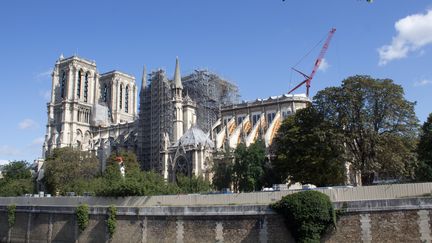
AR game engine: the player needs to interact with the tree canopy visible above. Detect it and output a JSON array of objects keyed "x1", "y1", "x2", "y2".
[
  {"x1": 212, "y1": 147, "x2": 234, "y2": 191},
  {"x1": 272, "y1": 75, "x2": 418, "y2": 186},
  {"x1": 233, "y1": 140, "x2": 267, "y2": 192},
  {"x1": 273, "y1": 106, "x2": 346, "y2": 186},
  {"x1": 43, "y1": 147, "x2": 100, "y2": 195},
  {"x1": 313, "y1": 75, "x2": 418, "y2": 185},
  {"x1": 0, "y1": 161, "x2": 34, "y2": 197},
  {"x1": 415, "y1": 113, "x2": 432, "y2": 181}
]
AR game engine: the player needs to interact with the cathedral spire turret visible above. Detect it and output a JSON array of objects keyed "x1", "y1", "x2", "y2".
[
  {"x1": 173, "y1": 57, "x2": 183, "y2": 89},
  {"x1": 141, "y1": 65, "x2": 147, "y2": 92},
  {"x1": 172, "y1": 57, "x2": 184, "y2": 142}
]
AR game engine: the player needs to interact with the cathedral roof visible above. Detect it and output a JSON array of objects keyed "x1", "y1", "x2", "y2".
[{"x1": 175, "y1": 126, "x2": 214, "y2": 148}]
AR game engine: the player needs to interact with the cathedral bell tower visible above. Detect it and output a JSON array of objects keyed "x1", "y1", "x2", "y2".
[{"x1": 172, "y1": 57, "x2": 184, "y2": 142}]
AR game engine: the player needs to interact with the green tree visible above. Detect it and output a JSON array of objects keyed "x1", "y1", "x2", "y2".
[
  {"x1": 2, "y1": 161, "x2": 31, "y2": 180},
  {"x1": 176, "y1": 174, "x2": 211, "y2": 194},
  {"x1": 233, "y1": 140, "x2": 266, "y2": 192},
  {"x1": 43, "y1": 147, "x2": 99, "y2": 195},
  {"x1": 0, "y1": 161, "x2": 34, "y2": 197},
  {"x1": 273, "y1": 106, "x2": 346, "y2": 186},
  {"x1": 97, "y1": 150, "x2": 178, "y2": 196},
  {"x1": 212, "y1": 148, "x2": 234, "y2": 190},
  {"x1": 416, "y1": 113, "x2": 432, "y2": 181},
  {"x1": 314, "y1": 75, "x2": 418, "y2": 185}
]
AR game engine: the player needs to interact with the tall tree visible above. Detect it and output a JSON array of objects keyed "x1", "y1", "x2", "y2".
[
  {"x1": 43, "y1": 147, "x2": 99, "y2": 195},
  {"x1": 233, "y1": 140, "x2": 266, "y2": 192},
  {"x1": 416, "y1": 113, "x2": 432, "y2": 181},
  {"x1": 314, "y1": 75, "x2": 418, "y2": 185},
  {"x1": 212, "y1": 147, "x2": 234, "y2": 190},
  {"x1": 273, "y1": 106, "x2": 346, "y2": 186}
]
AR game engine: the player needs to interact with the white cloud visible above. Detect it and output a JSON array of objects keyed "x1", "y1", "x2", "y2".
[
  {"x1": 31, "y1": 137, "x2": 45, "y2": 146},
  {"x1": 18, "y1": 119, "x2": 38, "y2": 130},
  {"x1": 318, "y1": 58, "x2": 330, "y2": 72},
  {"x1": 36, "y1": 69, "x2": 52, "y2": 80},
  {"x1": 0, "y1": 145, "x2": 21, "y2": 157},
  {"x1": 414, "y1": 79, "x2": 432, "y2": 87},
  {"x1": 0, "y1": 160, "x2": 10, "y2": 166},
  {"x1": 39, "y1": 90, "x2": 51, "y2": 101},
  {"x1": 379, "y1": 9, "x2": 432, "y2": 65}
]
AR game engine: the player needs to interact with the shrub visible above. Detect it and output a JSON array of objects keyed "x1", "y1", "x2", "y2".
[
  {"x1": 76, "y1": 204, "x2": 89, "y2": 232},
  {"x1": 106, "y1": 205, "x2": 117, "y2": 238},
  {"x1": 271, "y1": 191, "x2": 335, "y2": 243},
  {"x1": 7, "y1": 204, "x2": 16, "y2": 228}
]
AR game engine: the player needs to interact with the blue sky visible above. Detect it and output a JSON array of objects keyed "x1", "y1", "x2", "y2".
[{"x1": 1, "y1": 0, "x2": 432, "y2": 164}]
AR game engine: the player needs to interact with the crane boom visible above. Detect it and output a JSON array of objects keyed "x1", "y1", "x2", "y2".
[{"x1": 288, "y1": 28, "x2": 336, "y2": 97}]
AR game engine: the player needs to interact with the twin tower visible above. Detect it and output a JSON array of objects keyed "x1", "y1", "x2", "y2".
[{"x1": 43, "y1": 55, "x2": 197, "y2": 172}]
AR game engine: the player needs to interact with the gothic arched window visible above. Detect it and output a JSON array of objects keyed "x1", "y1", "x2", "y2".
[
  {"x1": 103, "y1": 84, "x2": 108, "y2": 103},
  {"x1": 84, "y1": 72, "x2": 89, "y2": 102},
  {"x1": 77, "y1": 70, "x2": 82, "y2": 99},
  {"x1": 119, "y1": 84, "x2": 123, "y2": 109},
  {"x1": 125, "y1": 86, "x2": 129, "y2": 113},
  {"x1": 60, "y1": 71, "x2": 66, "y2": 99}
]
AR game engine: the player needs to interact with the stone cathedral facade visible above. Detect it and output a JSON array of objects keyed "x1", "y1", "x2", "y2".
[{"x1": 42, "y1": 55, "x2": 310, "y2": 182}]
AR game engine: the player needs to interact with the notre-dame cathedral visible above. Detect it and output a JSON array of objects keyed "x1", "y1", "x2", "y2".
[{"x1": 42, "y1": 55, "x2": 310, "y2": 182}]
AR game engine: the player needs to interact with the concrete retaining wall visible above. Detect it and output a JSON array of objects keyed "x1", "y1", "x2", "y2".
[{"x1": 0, "y1": 182, "x2": 431, "y2": 207}]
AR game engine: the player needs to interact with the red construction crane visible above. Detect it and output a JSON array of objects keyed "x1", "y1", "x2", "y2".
[{"x1": 288, "y1": 28, "x2": 336, "y2": 97}]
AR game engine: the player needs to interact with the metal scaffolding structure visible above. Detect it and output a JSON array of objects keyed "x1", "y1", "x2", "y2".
[
  {"x1": 137, "y1": 69, "x2": 239, "y2": 171},
  {"x1": 138, "y1": 70, "x2": 173, "y2": 172},
  {"x1": 182, "y1": 70, "x2": 240, "y2": 133}
]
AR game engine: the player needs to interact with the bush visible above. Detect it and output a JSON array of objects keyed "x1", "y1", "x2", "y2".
[
  {"x1": 271, "y1": 191, "x2": 335, "y2": 243},
  {"x1": 76, "y1": 204, "x2": 89, "y2": 232},
  {"x1": 106, "y1": 205, "x2": 117, "y2": 238}
]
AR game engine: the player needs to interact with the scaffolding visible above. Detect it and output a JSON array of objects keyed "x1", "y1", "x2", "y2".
[
  {"x1": 138, "y1": 70, "x2": 173, "y2": 172},
  {"x1": 182, "y1": 70, "x2": 240, "y2": 133},
  {"x1": 137, "y1": 69, "x2": 239, "y2": 171}
]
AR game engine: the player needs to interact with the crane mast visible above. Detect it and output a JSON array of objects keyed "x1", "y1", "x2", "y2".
[{"x1": 288, "y1": 28, "x2": 336, "y2": 97}]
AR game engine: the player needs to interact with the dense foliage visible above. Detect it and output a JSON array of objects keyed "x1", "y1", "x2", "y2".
[
  {"x1": 7, "y1": 204, "x2": 16, "y2": 228},
  {"x1": 106, "y1": 205, "x2": 117, "y2": 239},
  {"x1": 0, "y1": 161, "x2": 34, "y2": 197},
  {"x1": 212, "y1": 148, "x2": 234, "y2": 191},
  {"x1": 43, "y1": 147, "x2": 99, "y2": 195},
  {"x1": 416, "y1": 113, "x2": 432, "y2": 181},
  {"x1": 76, "y1": 204, "x2": 89, "y2": 232},
  {"x1": 271, "y1": 191, "x2": 335, "y2": 243},
  {"x1": 176, "y1": 175, "x2": 212, "y2": 194},
  {"x1": 212, "y1": 140, "x2": 274, "y2": 192},
  {"x1": 273, "y1": 75, "x2": 419, "y2": 186},
  {"x1": 232, "y1": 140, "x2": 267, "y2": 192},
  {"x1": 273, "y1": 106, "x2": 346, "y2": 186},
  {"x1": 313, "y1": 76, "x2": 418, "y2": 185},
  {"x1": 96, "y1": 150, "x2": 179, "y2": 196}
]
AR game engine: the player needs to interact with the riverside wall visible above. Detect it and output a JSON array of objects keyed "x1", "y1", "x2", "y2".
[
  {"x1": 2, "y1": 183, "x2": 432, "y2": 242},
  {"x1": 1, "y1": 198, "x2": 432, "y2": 242}
]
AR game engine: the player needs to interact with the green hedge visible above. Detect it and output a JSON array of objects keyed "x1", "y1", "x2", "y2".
[{"x1": 271, "y1": 190, "x2": 335, "y2": 243}]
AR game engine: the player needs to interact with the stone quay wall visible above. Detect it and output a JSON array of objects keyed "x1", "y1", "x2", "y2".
[
  {"x1": 0, "y1": 205, "x2": 293, "y2": 243},
  {"x1": 2, "y1": 198, "x2": 432, "y2": 242}
]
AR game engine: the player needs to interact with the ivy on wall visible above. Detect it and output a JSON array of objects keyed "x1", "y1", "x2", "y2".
[
  {"x1": 106, "y1": 205, "x2": 117, "y2": 239},
  {"x1": 7, "y1": 204, "x2": 16, "y2": 228},
  {"x1": 76, "y1": 204, "x2": 90, "y2": 232}
]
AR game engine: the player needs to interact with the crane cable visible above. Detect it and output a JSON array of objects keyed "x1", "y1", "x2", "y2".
[{"x1": 289, "y1": 32, "x2": 328, "y2": 90}]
